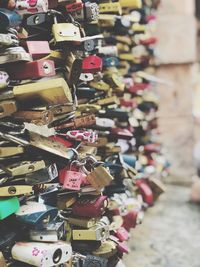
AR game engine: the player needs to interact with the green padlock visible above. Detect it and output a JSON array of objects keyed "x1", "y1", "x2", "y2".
[{"x1": 0, "y1": 197, "x2": 20, "y2": 220}]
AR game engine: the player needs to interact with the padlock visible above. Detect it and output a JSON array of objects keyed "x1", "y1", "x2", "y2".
[
  {"x1": 7, "y1": 59, "x2": 56, "y2": 80},
  {"x1": 29, "y1": 221, "x2": 65, "y2": 242},
  {"x1": 62, "y1": 162, "x2": 87, "y2": 191},
  {"x1": 0, "y1": 33, "x2": 19, "y2": 47},
  {"x1": 0, "y1": 197, "x2": 20, "y2": 220},
  {"x1": 68, "y1": 216, "x2": 98, "y2": 229},
  {"x1": 23, "y1": 41, "x2": 50, "y2": 60},
  {"x1": 0, "y1": 71, "x2": 9, "y2": 89},
  {"x1": 0, "y1": 8, "x2": 22, "y2": 30},
  {"x1": 119, "y1": 0, "x2": 142, "y2": 8},
  {"x1": 0, "y1": 100, "x2": 17, "y2": 118},
  {"x1": 56, "y1": 114, "x2": 96, "y2": 130},
  {"x1": 65, "y1": 2, "x2": 83, "y2": 13},
  {"x1": 11, "y1": 241, "x2": 72, "y2": 267},
  {"x1": 0, "y1": 146, "x2": 24, "y2": 157},
  {"x1": 99, "y1": 2, "x2": 122, "y2": 15},
  {"x1": 0, "y1": 47, "x2": 32, "y2": 65},
  {"x1": 72, "y1": 224, "x2": 110, "y2": 241},
  {"x1": 97, "y1": 96, "x2": 120, "y2": 106},
  {"x1": 0, "y1": 252, "x2": 7, "y2": 267},
  {"x1": 115, "y1": 227, "x2": 129, "y2": 242},
  {"x1": 65, "y1": 130, "x2": 98, "y2": 144},
  {"x1": 72, "y1": 196, "x2": 107, "y2": 218},
  {"x1": 82, "y1": 55, "x2": 102, "y2": 73},
  {"x1": 84, "y1": 2, "x2": 99, "y2": 22},
  {"x1": 92, "y1": 240, "x2": 117, "y2": 258},
  {"x1": 13, "y1": 78, "x2": 72, "y2": 108},
  {"x1": 4, "y1": 160, "x2": 45, "y2": 176},
  {"x1": 111, "y1": 128, "x2": 133, "y2": 140},
  {"x1": 25, "y1": 164, "x2": 58, "y2": 185},
  {"x1": 86, "y1": 165, "x2": 114, "y2": 192},
  {"x1": 83, "y1": 255, "x2": 108, "y2": 267},
  {"x1": 0, "y1": 185, "x2": 33, "y2": 197},
  {"x1": 25, "y1": 11, "x2": 53, "y2": 29},
  {"x1": 52, "y1": 15, "x2": 82, "y2": 43},
  {"x1": 13, "y1": 110, "x2": 54, "y2": 125},
  {"x1": 15, "y1": 201, "x2": 58, "y2": 229},
  {"x1": 136, "y1": 179, "x2": 154, "y2": 206},
  {"x1": 15, "y1": 0, "x2": 49, "y2": 14}
]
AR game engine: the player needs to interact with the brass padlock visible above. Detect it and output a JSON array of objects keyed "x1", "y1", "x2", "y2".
[
  {"x1": 119, "y1": 0, "x2": 142, "y2": 8},
  {"x1": 99, "y1": 2, "x2": 122, "y2": 15},
  {"x1": 86, "y1": 165, "x2": 114, "y2": 192},
  {"x1": 52, "y1": 16, "x2": 82, "y2": 43},
  {"x1": 13, "y1": 78, "x2": 72, "y2": 107},
  {"x1": 4, "y1": 160, "x2": 46, "y2": 176},
  {"x1": 0, "y1": 100, "x2": 17, "y2": 118},
  {"x1": 0, "y1": 185, "x2": 33, "y2": 197},
  {"x1": 97, "y1": 96, "x2": 120, "y2": 106},
  {"x1": 0, "y1": 146, "x2": 24, "y2": 157},
  {"x1": 72, "y1": 224, "x2": 110, "y2": 241},
  {"x1": 0, "y1": 252, "x2": 7, "y2": 267},
  {"x1": 68, "y1": 216, "x2": 98, "y2": 228}
]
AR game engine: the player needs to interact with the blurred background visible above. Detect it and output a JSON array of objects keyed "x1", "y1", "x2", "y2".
[{"x1": 124, "y1": 1, "x2": 200, "y2": 266}]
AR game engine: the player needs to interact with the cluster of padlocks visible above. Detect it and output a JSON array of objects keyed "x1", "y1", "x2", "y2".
[{"x1": 0, "y1": 0, "x2": 167, "y2": 266}]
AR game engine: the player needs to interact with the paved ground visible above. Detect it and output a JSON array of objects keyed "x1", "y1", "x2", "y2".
[{"x1": 124, "y1": 185, "x2": 200, "y2": 267}]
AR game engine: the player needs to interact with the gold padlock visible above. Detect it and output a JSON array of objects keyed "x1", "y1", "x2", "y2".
[
  {"x1": 86, "y1": 165, "x2": 114, "y2": 192},
  {"x1": 119, "y1": 0, "x2": 142, "y2": 8},
  {"x1": 52, "y1": 16, "x2": 82, "y2": 43},
  {"x1": 72, "y1": 224, "x2": 110, "y2": 241},
  {"x1": 0, "y1": 146, "x2": 24, "y2": 157},
  {"x1": 0, "y1": 100, "x2": 17, "y2": 118},
  {"x1": 92, "y1": 240, "x2": 117, "y2": 258},
  {"x1": 0, "y1": 252, "x2": 7, "y2": 267},
  {"x1": 0, "y1": 185, "x2": 33, "y2": 197},
  {"x1": 99, "y1": 2, "x2": 122, "y2": 15},
  {"x1": 4, "y1": 160, "x2": 45, "y2": 176},
  {"x1": 13, "y1": 78, "x2": 72, "y2": 107},
  {"x1": 89, "y1": 80, "x2": 110, "y2": 92},
  {"x1": 68, "y1": 217, "x2": 99, "y2": 229},
  {"x1": 97, "y1": 96, "x2": 120, "y2": 106}
]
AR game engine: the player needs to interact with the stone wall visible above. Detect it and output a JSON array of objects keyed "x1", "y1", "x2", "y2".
[{"x1": 155, "y1": 0, "x2": 198, "y2": 183}]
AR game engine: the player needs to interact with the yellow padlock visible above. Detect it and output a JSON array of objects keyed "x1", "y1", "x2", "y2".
[{"x1": 119, "y1": 0, "x2": 142, "y2": 8}]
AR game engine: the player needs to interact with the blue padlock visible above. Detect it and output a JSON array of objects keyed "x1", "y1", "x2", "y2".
[
  {"x1": 103, "y1": 56, "x2": 119, "y2": 68},
  {"x1": 0, "y1": 8, "x2": 22, "y2": 30}
]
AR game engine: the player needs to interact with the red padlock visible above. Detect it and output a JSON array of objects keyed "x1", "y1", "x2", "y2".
[
  {"x1": 7, "y1": 59, "x2": 55, "y2": 80},
  {"x1": 111, "y1": 128, "x2": 133, "y2": 140},
  {"x1": 115, "y1": 227, "x2": 129, "y2": 242},
  {"x1": 22, "y1": 41, "x2": 50, "y2": 60},
  {"x1": 72, "y1": 195, "x2": 107, "y2": 218},
  {"x1": 140, "y1": 37, "x2": 157, "y2": 46},
  {"x1": 49, "y1": 136, "x2": 73, "y2": 148},
  {"x1": 136, "y1": 180, "x2": 154, "y2": 206},
  {"x1": 82, "y1": 55, "x2": 102, "y2": 73},
  {"x1": 120, "y1": 99, "x2": 137, "y2": 108},
  {"x1": 65, "y1": 2, "x2": 83, "y2": 12},
  {"x1": 122, "y1": 209, "x2": 139, "y2": 231},
  {"x1": 128, "y1": 83, "x2": 150, "y2": 94}
]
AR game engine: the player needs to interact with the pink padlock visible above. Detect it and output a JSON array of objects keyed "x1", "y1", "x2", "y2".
[
  {"x1": 115, "y1": 227, "x2": 130, "y2": 242},
  {"x1": 61, "y1": 161, "x2": 87, "y2": 191}
]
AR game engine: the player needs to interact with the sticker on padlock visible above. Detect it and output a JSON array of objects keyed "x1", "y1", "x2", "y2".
[
  {"x1": 15, "y1": 0, "x2": 49, "y2": 14},
  {"x1": 64, "y1": 130, "x2": 98, "y2": 144},
  {"x1": 11, "y1": 241, "x2": 72, "y2": 267},
  {"x1": 63, "y1": 161, "x2": 87, "y2": 191}
]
